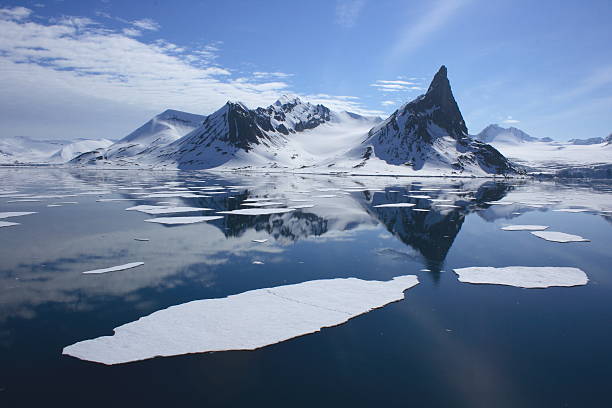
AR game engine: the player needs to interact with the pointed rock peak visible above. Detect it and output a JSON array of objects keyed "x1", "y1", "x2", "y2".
[
  {"x1": 426, "y1": 65, "x2": 453, "y2": 98},
  {"x1": 274, "y1": 94, "x2": 302, "y2": 106},
  {"x1": 225, "y1": 100, "x2": 249, "y2": 112}
]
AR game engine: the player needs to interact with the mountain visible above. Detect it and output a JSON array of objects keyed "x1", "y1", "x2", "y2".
[
  {"x1": 0, "y1": 136, "x2": 72, "y2": 163},
  {"x1": 48, "y1": 138, "x2": 113, "y2": 163},
  {"x1": 73, "y1": 96, "x2": 380, "y2": 169},
  {"x1": 474, "y1": 124, "x2": 542, "y2": 144},
  {"x1": 330, "y1": 66, "x2": 517, "y2": 175},
  {"x1": 102, "y1": 109, "x2": 206, "y2": 160}
]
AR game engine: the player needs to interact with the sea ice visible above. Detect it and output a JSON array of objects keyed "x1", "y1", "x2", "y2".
[
  {"x1": 82, "y1": 262, "x2": 145, "y2": 275},
  {"x1": 127, "y1": 205, "x2": 212, "y2": 215},
  {"x1": 501, "y1": 225, "x2": 549, "y2": 231},
  {"x1": 0, "y1": 212, "x2": 36, "y2": 219},
  {"x1": 553, "y1": 208, "x2": 589, "y2": 213},
  {"x1": 252, "y1": 239, "x2": 268, "y2": 243},
  {"x1": 0, "y1": 221, "x2": 19, "y2": 228},
  {"x1": 62, "y1": 275, "x2": 419, "y2": 365},
  {"x1": 530, "y1": 231, "x2": 590, "y2": 243},
  {"x1": 217, "y1": 208, "x2": 296, "y2": 215},
  {"x1": 373, "y1": 203, "x2": 416, "y2": 208},
  {"x1": 144, "y1": 216, "x2": 223, "y2": 225},
  {"x1": 453, "y1": 266, "x2": 588, "y2": 288}
]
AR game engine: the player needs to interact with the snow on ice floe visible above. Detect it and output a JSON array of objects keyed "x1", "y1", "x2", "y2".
[
  {"x1": 251, "y1": 239, "x2": 268, "y2": 243},
  {"x1": 217, "y1": 208, "x2": 295, "y2": 216},
  {"x1": 0, "y1": 212, "x2": 36, "y2": 219},
  {"x1": 501, "y1": 225, "x2": 549, "y2": 231},
  {"x1": 126, "y1": 205, "x2": 212, "y2": 215},
  {"x1": 144, "y1": 216, "x2": 223, "y2": 225},
  {"x1": 82, "y1": 262, "x2": 145, "y2": 275},
  {"x1": 553, "y1": 208, "x2": 589, "y2": 213},
  {"x1": 530, "y1": 231, "x2": 590, "y2": 243},
  {"x1": 0, "y1": 221, "x2": 19, "y2": 228},
  {"x1": 252, "y1": 261, "x2": 264, "y2": 265},
  {"x1": 62, "y1": 275, "x2": 419, "y2": 365},
  {"x1": 241, "y1": 202, "x2": 285, "y2": 207},
  {"x1": 290, "y1": 204, "x2": 316, "y2": 209},
  {"x1": 485, "y1": 201, "x2": 514, "y2": 205},
  {"x1": 373, "y1": 203, "x2": 416, "y2": 208},
  {"x1": 453, "y1": 266, "x2": 588, "y2": 288}
]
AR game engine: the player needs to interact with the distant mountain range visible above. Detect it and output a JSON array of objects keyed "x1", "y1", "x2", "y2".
[
  {"x1": 2, "y1": 66, "x2": 610, "y2": 177},
  {"x1": 69, "y1": 66, "x2": 517, "y2": 176}
]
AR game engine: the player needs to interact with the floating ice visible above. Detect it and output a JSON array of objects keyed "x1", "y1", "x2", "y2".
[
  {"x1": 485, "y1": 201, "x2": 514, "y2": 205},
  {"x1": 453, "y1": 266, "x2": 588, "y2": 288},
  {"x1": 217, "y1": 208, "x2": 295, "y2": 215},
  {"x1": 62, "y1": 275, "x2": 419, "y2": 365},
  {"x1": 0, "y1": 221, "x2": 19, "y2": 228},
  {"x1": 413, "y1": 209, "x2": 430, "y2": 212},
  {"x1": 501, "y1": 225, "x2": 549, "y2": 231},
  {"x1": 553, "y1": 208, "x2": 589, "y2": 213},
  {"x1": 313, "y1": 194, "x2": 337, "y2": 198},
  {"x1": 7, "y1": 199, "x2": 40, "y2": 203},
  {"x1": 373, "y1": 203, "x2": 416, "y2": 208},
  {"x1": 82, "y1": 262, "x2": 145, "y2": 275},
  {"x1": 126, "y1": 205, "x2": 212, "y2": 215},
  {"x1": 252, "y1": 239, "x2": 268, "y2": 243},
  {"x1": 252, "y1": 261, "x2": 264, "y2": 265},
  {"x1": 0, "y1": 212, "x2": 36, "y2": 219},
  {"x1": 144, "y1": 216, "x2": 223, "y2": 225},
  {"x1": 134, "y1": 238, "x2": 150, "y2": 242},
  {"x1": 290, "y1": 204, "x2": 316, "y2": 209},
  {"x1": 406, "y1": 195, "x2": 431, "y2": 199},
  {"x1": 530, "y1": 231, "x2": 590, "y2": 243},
  {"x1": 241, "y1": 202, "x2": 284, "y2": 207}
]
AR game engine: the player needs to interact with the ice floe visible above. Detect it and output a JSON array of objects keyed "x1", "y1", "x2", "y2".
[
  {"x1": 126, "y1": 205, "x2": 212, "y2": 215},
  {"x1": 501, "y1": 225, "x2": 549, "y2": 231},
  {"x1": 553, "y1": 208, "x2": 589, "y2": 213},
  {"x1": 0, "y1": 212, "x2": 36, "y2": 219},
  {"x1": 453, "y1": 266, "x2": 588, "y2": 288},
  {"x1": 144, "y1": 216, "x2": 223, "y2": 225},
  {"x1": 0, "y1": 221, "x2": 19, "y2": 228},
  {"x1": 62, "y1": 275, "x2": 419, "y2": 365},
  {"x1": 82, "y1": 262, "x2": 145, "y2": 275},
  {"x1": 373, "y1": 203, "x2": 416, "y2": 208},
  {"x1": 217, "y1": 208, "x2": 295, "y2": 215},
  {"x1": 530, "y1": 231, "x2": 590, "y2": 243},
  {"x1": 251, "y1": 239, "x2": 268, "y2": 243}
]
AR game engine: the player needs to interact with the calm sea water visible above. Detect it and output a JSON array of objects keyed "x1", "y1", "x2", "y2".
[{"x1": 1, "y1": 168, "x2": 611, "y2": 407}]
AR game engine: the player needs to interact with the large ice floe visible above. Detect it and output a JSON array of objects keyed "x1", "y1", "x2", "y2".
[
  {"x1": 0, "y1": 221, "x2": 19, "y2": 228},
  {"x1": 63, "y1": 275, "x2": 419, "y2": 365},
  {"x1": 530, "y1": 231, "x2": 590, "y2": 243},
  {"x1": 501, "y1": 225, "x2": 549, "y2": 231},
  {"x1": 217, "y1": 208, "x2": 295, "y2": 215},
  {"x1": 0, "y1": 211, "x2": 37, "y2": 219},
  {"x1": 82, "y1": 262, "x2": 145, "y2": 275},
  {"x1": 144, "y1": 216, "x2": 223, "y2": 225},
  {"x1": 453, "y1": 266, "x2": 588, "y2": 288}
]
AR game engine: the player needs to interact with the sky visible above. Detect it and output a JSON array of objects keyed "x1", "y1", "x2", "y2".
[{"x1": 0, "y1": 0, "x2": 611, "y2": 141}]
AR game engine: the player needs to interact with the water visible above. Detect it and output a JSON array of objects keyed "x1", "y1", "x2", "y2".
[{"x1": 0, "y1": 168, "x2": 611, "y2": 407}]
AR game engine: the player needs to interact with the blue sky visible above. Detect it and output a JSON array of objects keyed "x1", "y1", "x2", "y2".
[{"x1": 0, "y1": 0, "x2": 611, "y2": 141}]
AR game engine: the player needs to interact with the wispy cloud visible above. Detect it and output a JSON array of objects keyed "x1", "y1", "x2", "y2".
[
  {"x1": 0, "y1": 6, "x2": 381, "y2": 139},
  {"x1": 381, "y1": 100, "x2": 397, "y2": 106},
  {"x1": 131, "y1": 18, "x2": 160, "y2": 31},
  {"x1": 502, "y1": 116, "x2": 520, "y2": 124},
  {"x1": 370, "y1": 79, "x2": 423, "y2": 92},
  {"x1": 386, "y1": 0, "x2": 470, "y2": 65},
  {"x1": 335, "y1": 0, "x2": 366, "y2": 28}
]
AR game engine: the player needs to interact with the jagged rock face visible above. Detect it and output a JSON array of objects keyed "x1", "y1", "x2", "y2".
[
  {"x1": 363, "y1": 65, "x2": 517, "y2": 174},
  {"x1": 256, "y1": 97, "x2": 331, "y2": 134}
]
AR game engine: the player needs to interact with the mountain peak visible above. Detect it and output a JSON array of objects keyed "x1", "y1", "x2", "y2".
[
  {"x1": 274, "y1": 94, "x2": 302, "y2": 106},
  {"x1": 426, "y1": 65, "x2": 448, "y2": 93}
]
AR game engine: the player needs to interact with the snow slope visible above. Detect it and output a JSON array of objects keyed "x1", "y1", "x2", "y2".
[
  {"x1": 48, "y1": 138, "x2": 113, "y2": 163},
  {"x1": 0, "y1": 136, "x2": 69, "y2": 163}
]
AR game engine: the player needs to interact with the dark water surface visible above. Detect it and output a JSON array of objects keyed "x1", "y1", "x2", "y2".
[{"x1": 0, "y1": 168, "x2": 611, "y2": 407}]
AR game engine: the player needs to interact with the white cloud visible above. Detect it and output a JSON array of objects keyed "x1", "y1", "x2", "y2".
[
  {"x1": 0, "y1": 6, "x2": 31, "y2": 20},
  {"x1": 381, "y1": 100, "x2": 396, "y2": 106},
  {"x1": 131, "y1": 18, "x2": 160, "y2": 31},
  {"x1": 335, "y1": 0, "x2": 366, "y2": 28},
  {"x1": 502, "y1": 116, "x2": 520, "y2": 124},
  {"x1": 370, "y1": 79, "x2": 423, "y2": 92},
  {"x1": 386, "y1": 0, "x2": 470, "y2": 65},
  {"x1": 0, "y1": 7, "x2": 382, "y2": 139}
]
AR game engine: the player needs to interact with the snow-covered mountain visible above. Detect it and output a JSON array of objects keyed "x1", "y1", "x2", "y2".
[
  {"x1": 70, "y1": 67, "x2": 517, "y2": 176},
  {"x1": 474, "y1": 124, "x2": 550, "y2": 144},
  {"x1": 0, "y1": 136, "x2": 68, "y2": 163},
  {"x1": 73, "y1": 97, "x2": 382, "y2": 169},
  {"x1": 475, "y1": 126, "x2": 612, "y2": 172},
  {"x1": 328, "y1": 66, "x2": 518, "y2": 176},
  {"x1": 48, "y1": 138, "x2": 113, "y2": 163}
]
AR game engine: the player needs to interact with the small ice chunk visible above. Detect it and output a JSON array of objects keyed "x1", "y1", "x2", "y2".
[
  {"x1": 435, "y1": 204, "x2": 460, "y2": 208},
  {"x1": 134, "y1": 238, "x2": 150, "y2": 242},
  {"x1": 553, "y1": 208, "x2": 589, "y2": 213},
  {"x1": 0, "y1": 212, "x2": 37, "y2": 219},
  {"x1": 82, "y1": 262, "x2": 145, "y2": 275},
  {"x1": 241, "y1": 202, "x2": 284, "y2": 207},
  {"x1": 252, "y1": 261, "x2": 264, "y2": 265},
  {"x1": 373, "y1": 203, "x2": 416, "y2": 208},
  {"x1": 0, "y1": 221, "x2": 19, "y2": 228},
  {"x1": 252, "y1": 239, "x2": 268, "y2": 243},
  {"x1": 406, "y1": 195, "x2": 431, "y2": 199},
  {"x1": 290, "y1": 204, "x2": 315, "y2": 209},
  {"x1": 485, "y1": 201, "x2": 514, "y2": 205},
  {"x1": 62, "y1": 275, "x2": 419, "y2": 365},
  {"x1": 217, "y1": 208, "x2": 295, "y2": 215},
  {"x1": 501, "y1": 225, "x2": 549, "y2": 231},
  {"x1": 454, "y1": 266, "x2": 588, "y2": 288},
  {"x1": 127, "y1": 205, "x2": 212, "y2": 215},
  {"x1": 7, "y1": 199, "x2": 40, "y2": 203},
  {"x1": 530, "y1": 231, "x2": 590, "y2": 243},
  {"x1": 313, "y1": 194, "x2": 337, "y2": 198},
  {"x1": 144, "y1": 216, "x2": 223, "y2": 225},
  {"x1": 413, "y1": 209, "x2": 430, "y2": 212}
]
